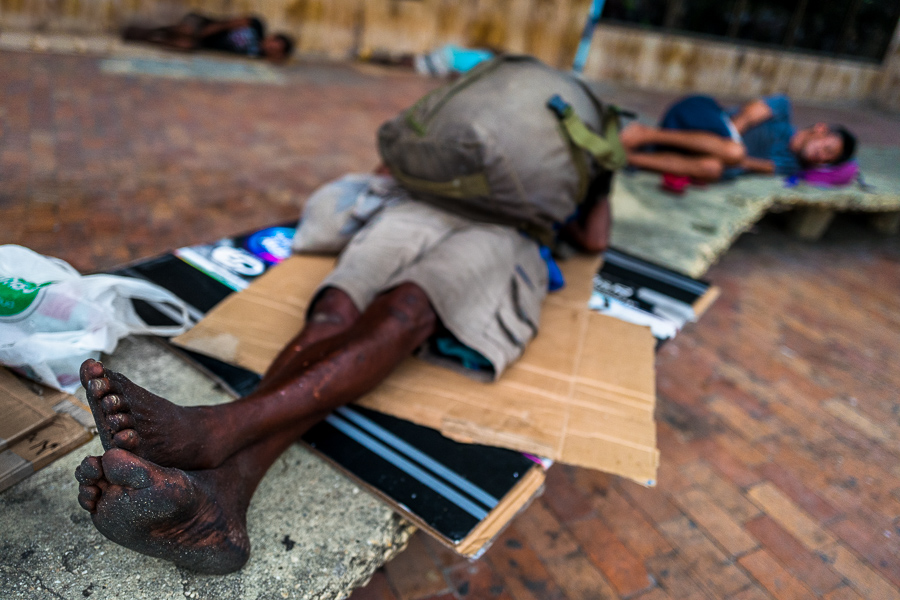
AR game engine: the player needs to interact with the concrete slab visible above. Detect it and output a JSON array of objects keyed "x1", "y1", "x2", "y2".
[{"x1": 0, "y1": 337, "x2": 414, "y2": 600}]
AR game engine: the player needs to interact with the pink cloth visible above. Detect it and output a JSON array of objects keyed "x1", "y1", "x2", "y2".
[{"x1": 795, "y1": 160, "x2": 859, "y2": 187}]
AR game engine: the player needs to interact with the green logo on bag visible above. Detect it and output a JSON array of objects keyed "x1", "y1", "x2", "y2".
[{"x1": 0, "y1": 277, "x2": 54, "y2": 317}]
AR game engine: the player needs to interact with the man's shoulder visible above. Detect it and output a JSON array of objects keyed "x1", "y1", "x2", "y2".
[{"x1": 762, "y1": 94, "x2": 792, "y2": 121}]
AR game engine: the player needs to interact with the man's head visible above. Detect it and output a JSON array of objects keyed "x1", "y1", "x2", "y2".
[
  {"x1": 792, "y1": 123, "x2": 857, "y2": 167},
  {"x1": 262, "y1": 34, "x2": 295, "y2": 62}
]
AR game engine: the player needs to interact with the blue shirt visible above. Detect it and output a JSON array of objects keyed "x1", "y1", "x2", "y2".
[{"x1": 735, "y1": 95, "x2": 800, "y2": 175}]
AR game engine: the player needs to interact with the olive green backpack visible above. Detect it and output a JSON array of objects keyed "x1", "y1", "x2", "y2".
[{"x1": 376, "y1": 54, "x2": 627, "y2": 242}]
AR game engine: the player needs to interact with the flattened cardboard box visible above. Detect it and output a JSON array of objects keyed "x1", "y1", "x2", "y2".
[
  {"x1": 174, "y1": 253, "x2": 659, "y2": 486},
  {"x1": 0, "y1": 368, "x2": 94, "y2": 493},
  {"x1": 0, "y1": 412, "x2": 92, "y2": 493},
  {"x1": 0, "y1": 368, "x2": 56, "y2": 452}
]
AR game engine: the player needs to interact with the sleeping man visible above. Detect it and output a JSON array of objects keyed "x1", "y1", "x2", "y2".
[
  {"x1": 619, "y1": 95, "x2": 857, "y2": 185},
  {"x1": 72, "y1": 172, "x2": 612, "y2": 574},
  {"x1": 123, "y1": 13, "x2": 294, "y2": 62}
]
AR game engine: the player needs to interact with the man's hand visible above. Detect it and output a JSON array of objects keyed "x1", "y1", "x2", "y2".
[
  {"x1": 731, "y1": 99, "x2": 773, "y2": 135},
  {"x1": 740, "y1": 156, "x2": 776, "y2": 174}
]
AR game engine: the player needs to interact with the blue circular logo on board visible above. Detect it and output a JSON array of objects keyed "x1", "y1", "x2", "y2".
[{"x1": 245, "y1": 227, "x2": 295, "y2": 264}]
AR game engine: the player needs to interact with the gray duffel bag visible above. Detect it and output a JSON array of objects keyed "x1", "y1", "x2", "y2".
[{"x1": 377, "y1": 54, "x2": 626, "y2": 242}]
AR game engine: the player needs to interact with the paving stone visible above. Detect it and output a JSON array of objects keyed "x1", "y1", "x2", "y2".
[
  {"x1": 569, "y1": 517, "x2": 655, "y2": 597},
  {"x1": 737, "y1": 549, "x2": 817, "y2": 600},
  {"x1": 672, "y1": 488, "x2": 759, "y2": 557},
  {"x1": 382, "y1": 534, "x2": 449, "y2": 600},
  {"x1": 744, "y1": 515, "x2": 844, "y2": 595}
]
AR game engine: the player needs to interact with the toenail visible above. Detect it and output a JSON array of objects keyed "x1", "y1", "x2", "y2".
[{"x1": 103, "y1": 395, "x2": 122, "y2": 411}]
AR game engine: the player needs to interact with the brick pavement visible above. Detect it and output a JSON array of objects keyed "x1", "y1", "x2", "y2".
[{"x1": 3, "y1": 48, "x2": 900, "y2": 600}]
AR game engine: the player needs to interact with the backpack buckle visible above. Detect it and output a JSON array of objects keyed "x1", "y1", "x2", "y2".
[{"x1": 547, "y1": 95, "x2": 571, "y2": 119}]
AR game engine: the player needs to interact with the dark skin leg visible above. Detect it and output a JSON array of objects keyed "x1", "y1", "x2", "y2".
[
  {"x1": 76, "y1": 283, "x2": 437, "y2": 574},
  {"x1": 81, "y1": 284, "x2": 433, "y2": 470},
  {"x1": 258, "y1": 287, "x2": 361, "y2": 391}
]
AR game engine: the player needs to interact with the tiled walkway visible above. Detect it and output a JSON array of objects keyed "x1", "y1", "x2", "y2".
[{"x1": 3, "y1": 48, "x2": 899, "y2": 600}]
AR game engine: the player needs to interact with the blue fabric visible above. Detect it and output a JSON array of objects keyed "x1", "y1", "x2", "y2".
[
  {"x1": 540, "y1": 246, "x2": 565, "y2": 291},
  {"x1": 733, "y1": 95, "x2": 800, "y2": 175},
  {"x1": 659, "y1": 95, "x2": 733, "y2": 139},
  {"x1": 444, "y1": 45, "x2": 495, "y2": 73},
  {"x1": 657, "y1": 95, "x2": 741, "y2": 180},
  {"x1": 225, "y1": 27, "x2": 261, "y2": 56},
  {"x1": 434, "y1": 337, "x2": 493, "y2": 371}
]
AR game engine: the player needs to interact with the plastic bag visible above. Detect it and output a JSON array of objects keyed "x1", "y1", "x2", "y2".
[{"x1": 0, "y1": 245, "x2": 192, "y2": 393}]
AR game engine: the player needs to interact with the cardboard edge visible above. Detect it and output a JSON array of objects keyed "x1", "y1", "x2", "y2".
[
  {"x1": 0, "y1": 413, "x2": 93, "y2": 494},
  {"x1": 302, "y1": 438, "x2": 546, "y2": 557},
  {"x1": 151, "y1": 337, "x2": 244, "y2": 400},
  {"x1": 453, "y1": 463, "x2": 546, "y2": 557},
  {"x1": 0, "y1": 411, "x2": 56, "y2": 454},
  {"x1": 27, "y1": 414, "x2": 93, "y2": 472},
  {"x1": 692, "y1": 285, "x2": 721, "y2": 319}
]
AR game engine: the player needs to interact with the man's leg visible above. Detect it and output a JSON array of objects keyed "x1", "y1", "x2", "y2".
[
  {"x1": 81, "y1": 283, "x2": 435, "y2": 471},
  {"x1": 75, "y1": 283, "x2": 437, "y2": 573},
  {"x1": 626, "y1": 150, "x2": 725, "y2": 181},
  {"x1": 259, "y1": 287, "x2": 361, "y2": 391},
  {"x1": 620, "y1": 122, "x2": 746, "y2": 165}
]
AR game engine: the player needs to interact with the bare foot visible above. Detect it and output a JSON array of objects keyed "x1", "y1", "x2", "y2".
[
  {"x1": 75, "y1": 448, "x2": 250, "y2": 574},
  {"x1": 80, "y1": 359, "x2": 231, "y2": 470}
]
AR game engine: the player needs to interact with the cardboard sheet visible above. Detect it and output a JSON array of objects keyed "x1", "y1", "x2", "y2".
[
  {"x1": 0, "y1": 368, "x2": 56, "y2": 452},
  {"x1": 0, "y1": 368, "x2": 93, "y2": 493},
  {"x1": 0, "y1": 413, "x2": 93, "y2": 493},
  {"x1": 173, "y1": 253, "x2": 659, "y2": 485}
]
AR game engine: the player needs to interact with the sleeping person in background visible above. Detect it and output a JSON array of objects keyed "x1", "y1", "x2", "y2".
[
  {"x1": 360, "y1": 44, "x2": 496, "y2": 78},
  {"x1": 619, "y1": 94, "x2": 857, "y2": 191},
  {"x1": 123, "y1": 13, "x2": 295, "y2": 63}
]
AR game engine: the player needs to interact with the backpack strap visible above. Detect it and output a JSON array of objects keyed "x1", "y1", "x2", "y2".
[
  {"x1": 388, "y1": 168, "x2": 491, "y2": 199},
  {"x1": 546, "y1": 94, "x2": 627, "y2": 171}
]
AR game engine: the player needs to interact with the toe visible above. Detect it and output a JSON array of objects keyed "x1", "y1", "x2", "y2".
[
  {"x1": 112, "y1": 429, "x2": 139, "y2": 451},
  {"x1": 79, "y1": 359, "x2": 105, "y2": 388},
  {"x1": 75, "y1": 456, "x2": 103, "y2": 484},
  {"x1": 101, "y1": 449, "x2": 153, "y2": 489},
  {"x1": 86, "y1": 377, "x2": 111, "y2": 400},
  {"x1": 78, "y1": 486, "x2": 100, "y2": 511},
  {"x1": 107, "y1": 413, "x2": 135, "y2": 432},
  {"x1": 101, "y1": 394, "x2": 126, "y2": 414}
]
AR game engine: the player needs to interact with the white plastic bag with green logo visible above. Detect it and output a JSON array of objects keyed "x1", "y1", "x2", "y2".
[{"x1": 0, "y1": 245, "x2": 192, "y2": 393}]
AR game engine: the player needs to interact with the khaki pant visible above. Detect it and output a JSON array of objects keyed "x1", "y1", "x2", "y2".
[{"x1": 318, "y1": 200, "x2": 548, "y2": 379}]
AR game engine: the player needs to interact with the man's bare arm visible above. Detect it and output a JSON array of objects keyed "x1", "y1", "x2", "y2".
[
  {"x1": 562, "y1": 194, "x2": 611, "y2": 254},
  {"x1": 198, "y1": 17, "x2": 251, "y2": 39},
  {"x1": 740, "y1": 156, "x2": 776, "y2": 174},
  {"x1": 730, "y1": 99, "x2": 773, "y2": 135}
]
